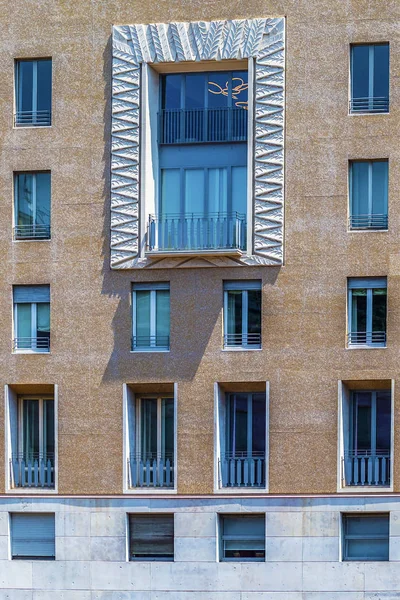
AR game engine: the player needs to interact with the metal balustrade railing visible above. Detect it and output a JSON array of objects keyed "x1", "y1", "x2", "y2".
[
  {"x1": 159, "y1": 107, "x2": 248, "y2": 144},
  {"x1": 349, "y1": 214, "x2": 388, "y2": 230},
  {"x1": 13, "y1": 336, "x2": 50, "y2": 352},
  {"x1": 148, "y1": 212, "x2": 246, "y2": 253},
  {"x1": 10, "y1": 454, "x2": 55, "y2": 488},
  {"x1": 131, "y1": 335, "x2": 170, "y2": 351},
  {"x1": 343, "y1": 451, "x2": 390, "y2": 487},
  {"x1": 349, "y1": 97, "x2": 389, "y2": 113},
  {"x1": 14, "y1": 110, "x2": 52, "y2": 126},
  {"x1": 347, "y1": 331, "x2": 386, "y2": 346},
  {"x1": 219, "y1": 452, "x2": 265, "y2": 488},
  {"x1": 14, "y1": 224, "x2": 51, "y2": 240},
  {"x1": 224, "y1": 333, "x2": 261, "y2": 348},
  {"x1": 128, "y1": 453, "x2": 174, "y2": 488}
]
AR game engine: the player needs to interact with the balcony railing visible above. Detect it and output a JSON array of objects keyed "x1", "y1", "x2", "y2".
[
  {"x1": 148, "y1": 213, "x2": 246, "y2": 253},
  {"x1": 348, "y1": 331, "x2": 386, "y2": 346},
  {"x1": 10, "y1": 454, "x2": 55, "y2": 488},
  {"x1": 14, "y1": 224, "x2": 51, "y2": 240},
  {"x1": 349, "y1": 214, "x2": 388, "y2": 230},
  {"x1": 128, "y1": 453, "x2": 174, "y2": 488},
  {"x1": 219, "y1": 452, "x2": 265, "y2": 488},
  {"x1": 13, "y1": 336, "x2": 50, "y2": 352},
  {"x1": 159, "y1": 107, "x2": 248, "y2": 144},
  {"x1": 131, "y1": 335, "x2": 170, "y2": 351},
  {"x1": 343, "y1": 451, "x2": 390, "y2": 487},
  {"x1": 349, "y1": 97, "x2": 389, "y2": 114},
  {"x1": 224, "y1": 332, "x2": 261, "y2": 349},
  {"x1": 14, "y1": 110, "x2": 52, "y2": 126}
]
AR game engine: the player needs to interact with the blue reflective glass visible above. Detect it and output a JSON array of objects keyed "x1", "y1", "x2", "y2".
[
  {"x1": 373, "y1": 44, "x2": 389, "y2": 99},
  {"x1": 352, "y1": 45, "x2": 369, "y2": 100},
  {"x1": 37, "y1": 60, "x2": 52, "y2": 111},
  {"x1": 18, "y1": 61, "x2": 34, "y2": 112}
]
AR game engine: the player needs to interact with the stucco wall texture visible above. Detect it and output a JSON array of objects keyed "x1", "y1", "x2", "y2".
[{"x1": 0, "y1": 1, "x2": 399, "y2": 496}]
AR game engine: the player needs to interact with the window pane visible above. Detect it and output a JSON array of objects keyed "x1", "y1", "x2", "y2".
[
  {"x1": 23, "y1": 399, "x2": 39, "y2": 459},
  {"x1": 347, "y1": 538, "x2": 389, "y2": 560},
  {"x1": 371, "y1": 161, "x2": 388, "y2": 215},
  {"x1": 208, "y1": 168, "x2": 228, "y2": 213},
  {"x1": 354, "y1": 393, "x2": 372, "y2": 451},
  {"x1": 43, "y1": 400, "x2": 55, "y2": 457},
  {"x1": 346, "y1": 515, "x2": 389, "y2": 536},
  {"x1": 155, "y1": 289, "x2": 170, "y2": 345},
  {"x1": 232, "y1": 71, "x2": 248, "y2": 109},
  {"x1": 229, "y1": 394, "x2": 248, "y2": 454},
  {"x1": 184, "y1": 169, "x2": 205, "y2": 214},
  {"x1": 372, "y1": 288, "x2": 387, "y2": 333},
  {"x1": 162, "y1": 74, "x2": 181, "y2": 110},
  {"x1": 376, "y1": 392, "x2": 391, "y2": 451},
  {"x1": 161, "y1": 398, "x2": 174, "y2": 457},
  {"x1": 351, "y1": 162, "x2": 369, "y2": 216},
  {"x1": 37, "y1": 303, "x2": 50, "y2": 343},
  {"x1": 231, "y1": 166, "x2": 247, "y2": 215},
  {"x1": 223, "y1": 515, "x2": 265, "y2": 536},
  {"x1": 352, "y1": 45, "x2": 370, "y2": 99},
  {"x1": 35, "y1": 173, "x2": 51, "y2": 225},
  {"x1": 373, "y1": 44, "x2": 389, "y2": 99},
  {"x1": 207, "y1": 72, "x2": 229, "y2": 108},
  {"x1": 351, "y1": 289, "x2": 367, "y2": 333},
  {"x1": 161, "y1": 169, "x2": 180, "y2": 215},
  {"x1": 130, "y1": 515, "x2": 174, "y2": 559},
  {"x1": 136, "y1": 290, "x2": 151, "y2": 346},
  {"x1": 185, "y1": 74, "x2": 205, "y2": 109},
  {"x1": 36, "y1": 60, "x2": 52, "y2": 112},
  {"x1": 16, "y1": 173, "x2": 34, "y2": 226},
  {"x1": 248, "y1": 290, "x2": 261, "y2": 339},
  {"x1": 18, "y1": 61, "x2": 34, "y2": 112},
  {"x1": 252, "y1": 394, "x2": 266, "y2": 454},
  {"x1": 141, "y1": 399, "x2": 158, "y2": 458},
  {"x1": 227, "y1": 290, "x2": 242, "y2": 343},
  {"x1": 16, "y1": 303, "x2": 31, "y2": 340}
]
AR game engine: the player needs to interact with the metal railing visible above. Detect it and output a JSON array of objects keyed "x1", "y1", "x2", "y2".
[
  {"x1": 148, "y1": 212, "x2": 246, "y2": 253},
  {"x1": 13, "y1": 336, "x2": 50, "y2": 352},
  {"x1": 348, "y1": 331, "x2": 386, "y2": 346},
  {"x1": 349, "y1": 214, "x2": 388, "y2": 230},
  {"x1": 10, "y1": 454, "x2": 55, "y2": 488},
  {"x1": 14, "y1": 110, "x2": 52, "y2": 126},
  {"x1": 224, "y1": 333, "x2": 261, "y2": 348},
  {"x1": 128, "y1": 453, "x2": 174, "y2": 488},
  {"x1": 14, "y1": 224, "x2": 51, "y2": 240},
  {"x1": 132, "y1": 335, "x2": 170, "y2": 351},
  {"x1": 159, "y1": 107, "x2": 248, "y2": 144},
  {"x1": 219, "y1": 452, "x2": 265, "y2": 488},
  {"x1": 343, "y1": 451, "x2": 390, "y2": 486},
  {"x1": 349, "y1": 97, "x2": 389, "y2": 113}
]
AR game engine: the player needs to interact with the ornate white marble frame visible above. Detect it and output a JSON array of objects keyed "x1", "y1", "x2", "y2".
[{"x1": 111, "y1": 18, "x2": 285, "y2": 269}]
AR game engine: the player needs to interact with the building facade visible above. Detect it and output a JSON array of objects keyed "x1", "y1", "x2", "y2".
[{"x1": 0, "y1": 0, "x2": 399, "y2": 597}]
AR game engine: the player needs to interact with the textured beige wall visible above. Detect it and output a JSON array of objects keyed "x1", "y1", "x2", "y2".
[{"x1": 0, "y1": 1, "x2": 399, "y2": 495}]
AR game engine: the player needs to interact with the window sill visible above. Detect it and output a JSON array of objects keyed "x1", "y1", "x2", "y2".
[
  {"x1": 346, "y1": 345, "x2": 387, "y2": 350},
  {"x1": 13, "y1": 350, "x2": 50, "y2": 355},
  {"x1": 6, "y1": 487, "x2": 58, "y2": 494},
  {"x1": 130, "y1": 349, "x2": 170, "y2": 353},
  {"x1": 145, "y1": 248, "x2": 244, "y2": 259},
  {"x1": 124, "y1": 488, "x2": 177, "y2": 495},
  {"x1": 222, "y1": 347, "x2": 262, "y2": 352},
  {"x1": 348, "y1": 229, "x2": 388, "y2": 233},
  {"x1": 14, "y1": 238, "x2": 51, "y2": 243},
  {"x1": 215, "y1": 487, "x2": 268, "y2": 495},
  {"x1": 14, "y1": 124, "x2": 52, "y2": 129},
  {"x1": 338, "y1": 486, "x2": 393, "y2": 494},
  {"x1": 348, "y1": 111, "x2": 389, "y2": 116}
]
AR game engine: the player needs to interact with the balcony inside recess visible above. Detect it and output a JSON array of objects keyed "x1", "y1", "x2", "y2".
[{"x1": 147, "y1": 70, "x2": 248, "y2": 257}]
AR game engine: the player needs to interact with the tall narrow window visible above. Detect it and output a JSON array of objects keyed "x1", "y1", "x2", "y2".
[
  {"x1": 13, "y1": 285, "x2": 50, "y2": 352},
  {"x1": 348, "y1": 278, "x2": 387, "y2": 347},
  {"x1": 132, "y1": 283, "x2": 170, "y2": 351},
  {"x1": 224, "y1": 281, "x2": 261, "y2": 349},
  {"x1": 220, "y1": 515, "x2": 265, "y2": 561},
  {"x1": 349, "y1": 160, "x2": 388, "y2": 229},
  {"x1": 350, "y1": 44, "x2": 389, "y2": 113},
  {"x1": 15, "y1": 59, "x2": 52, "y2": 126},
  {"x1": 220, "y1": 392, "x2": 266, "y2": 488},
  {"x1": 129, "y1": 514, "x2": 174, "y2": 561},
  {"x1": 128, "y1": 396, "x2": 174, "y2": 488},
  {"x1": 14, "y1": 172, "x2": 51, "y2": 239},
  {"x1": 11, "y1": 397, "x2": 55, "y2": 488},
  {"x1": 344, "y1": 390, "x2": 391, "y2": 487},
  {"x1": 343, "y1": 514, "x2": 389, "y2": 561},
  {"x1": 11, "y1": 513, "x2": 55, "y2": 560}
]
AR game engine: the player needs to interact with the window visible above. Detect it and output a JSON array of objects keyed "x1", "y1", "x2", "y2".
[
  {"x1": 343, "y1": 514, "x2": 389, "y2": 561},
  {"x1": 13, "y1": 285, "x2": 50, "y2": 352},
  {"x1": 220, "y1": 514, "x2": 265, "y2": 561},
  {"x1": 14, "y1": 172, "x2": 51, "y2": 240},
  {"x1": 128, "y1": 396, "x2": 174, "y2": 488},
  {"x1": 223, "y1": 281, "x2": 261, "y2": 348},
  {"x1": 349, "y1": 160, "x2": 388, "y2": 229},
  {"x1": 132, "y1": 283, "x2": 170, "y2": 351},
  {"x1": 350, "y1": 44, "x2": 389, "y2": 113},
  {"x1": 347, "y1": 278, "x2": 387, "y2": 347},
  {"x1": 11, "y1": 513, "x2": 55, "y2": 560},
  {"x1": 344, "y1": 391, "x2": 391, "y2": 487},
  {"x1": 220, "y1": 393, "x2": 266, "y2": 488},
  {"x1": 11, "y1": 397, "x2": 55, "y2": 488},
  {"x1": 15, "y1": 59, "x2": 52, "y2": 126},
  {"x1": 129, "y1": 514, "x2": 174, "y2": 561}
]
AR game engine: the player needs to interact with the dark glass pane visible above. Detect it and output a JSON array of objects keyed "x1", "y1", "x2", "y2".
[
  {"x1": 352, "y1": 45, "x2": 370, "y2": 100},
  {"x1": 184, "y1": 73, "x2": 205, "y2": 109},
  {"x1": 252, "y1": 394, "x2": 265, "y2": 454},
  {"x1": 229, "y1": 394, "x2": 248, "y2": 454},
  {"x1": 232, "y1": 71, "x2": 248, "y2": 109},
  {"x1": 248, "y1": 290, "x2": 261, "y2": 341},
  {"x1": 207, "y1": 72, "x2": 229, "y2": 108},
  {"x1": 373, "y1": 44, "x2": 389, "y2": 99},
  {"x1": 162, "y1": 398, "x2": 174, "y2": 457},
  {"x1": 23, "y1": 399, "x2": 39, "y2": 459},
  {"x1": 372, "y1": 288, "x2": 387, "y2": 333},
  {"x1": 162, "y1": 74, "x2": 181, "y2": 109},
  {"x1": 227, "y1": 290, "x2": 243, "y2": 345},
  {"x1": 18, "y1": 61, "x2": 34, "y2": 112},
  {"x1": 43, "y1": 400, "x2": 55, "y2": 456},
  {"x1": 371, "y1": 161, "x2": 388, "y2": 215},
  {"x1": 141, "y1": 399, "x2": 158, "y2": 458},
  {"x1": 376, "y1": 391, "x2": 391, "y2": 451},
  {"x1": 351, "y1": 162, "x2": 369, "y2": 216},
  {"x1": 35, "y1": 172, "x2": 51, "y2": 225},
  {"x1": 351, "y1": 289, "x2": 367, "y2": 333},
  {"x1": 353, "y1": 392, "x2": 371, "y2": 451},
  {"x1": 347, "y1": 538, "x2": 389, "y2": 560},
  {"x1": 16, "y1": 173, "x2": 34, "y2": 226},
  {"x1": 36, "y1": 60, "x2": 52, "y2": 112}
]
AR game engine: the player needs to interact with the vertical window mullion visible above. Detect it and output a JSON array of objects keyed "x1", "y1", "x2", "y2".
[
  {"x1": 242, "y1": 290, "x2": 248, "y2": 346},
  {"x1": 367, "y1": 287, "x2": 373, "y2": 344},
  {"x1": 223, "y1": 290, "x2": 228, "y2": 347}
]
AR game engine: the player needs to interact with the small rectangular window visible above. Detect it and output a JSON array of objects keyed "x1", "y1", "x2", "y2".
[
  {"x1": 14, "y1": 172, "x2": 51, "y2": 240},
  {"x1": 220, "y1": 514, "x2": 265, "y2": 561},
  {"x1": 223, "y1": 281, "x2": 261, "y2": 348},
  {"x1": 347, "y1": 277, "x2": 387, "y2": 347},
  {"x1": 350, "y1": 44, "x2": 389, "y2": 113},
  {"x1": 11, "y1": 513, "x2": 55, "y2": 560},
  {"x1": 343, "y1": 514, "x2": 389, "y2": 561},
  {"x1": 15, "y1": 59, "x2": 52, "y2": 126},
  {"x1": 13, "y1": 285, "x2": 50, "y2": 352},
  {"x1": 349, "y1": 160, "x2": 388, "y2": 229},
  {"x1": 129, "y1": 514, "x2": 174, "y2": 561},
  {"x1": 132, "y1": 283, "x2": 170, "y2": 351}
]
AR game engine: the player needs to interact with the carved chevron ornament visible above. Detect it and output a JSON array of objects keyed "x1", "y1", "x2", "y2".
[{"x1": 111, "y1": 18, "x2": 285, "y2": 268}]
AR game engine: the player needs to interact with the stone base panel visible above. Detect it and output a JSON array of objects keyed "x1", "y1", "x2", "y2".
[{"x1": 0, "y1": 496, "x2": 399, "y2": 596}]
